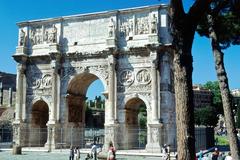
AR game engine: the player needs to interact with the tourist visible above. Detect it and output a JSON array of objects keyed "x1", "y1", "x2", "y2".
[
  {"x1": 162, "y1": 144, "x2": 168, "y2": 160},
  {"x1": 224, "y1": 152, "x2": 233, "y2": 160},
  {"x1": 69, "y1": 146, "x2": 74, "y2": 160},
  {"x1": 91, "y1": 142, "x2": 98, "y2": 160},
  {"x1": 74, "y1": 147, "x2": 80, "y2": 160},
  {"x1": 212, "y1": 148, "x2": 219, "y2": 160},
  {"x1": 107, "y1": 141, "x2": 116, "y2": 160},
  {"x1": 85, "y1": 153, "x2": 92, "y2": 160}
]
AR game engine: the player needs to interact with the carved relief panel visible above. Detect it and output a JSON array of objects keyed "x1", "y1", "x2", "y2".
[{"x1": 30, "y1": 24, "x2": 58, "y2": 46}]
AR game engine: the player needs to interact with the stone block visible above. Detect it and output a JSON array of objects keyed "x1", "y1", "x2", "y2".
[
  {"x1": 106, "y1": 38, "x2": 116, "y2": 48},
  {"x1": 148, "y1": 34, "x2": 159, "y2": 44},
  {"x1": 12, "y1": 145, "x2": 22, "y2": 155}
]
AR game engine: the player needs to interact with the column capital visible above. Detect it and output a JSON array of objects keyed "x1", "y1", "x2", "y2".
[{"x1": 13, "y1": 54, "x2": 28, "y2": 64}]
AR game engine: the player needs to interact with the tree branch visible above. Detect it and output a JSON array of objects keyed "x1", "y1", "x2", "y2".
[
  {"x1": 170, "y1": 0, "x2": 185, "y2": 19},
  {"x1": 188, "y1": 0, "x2": 213, "y2": 24}
]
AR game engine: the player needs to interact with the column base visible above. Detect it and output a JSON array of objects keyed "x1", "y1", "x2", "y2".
[
  {"x1": 145, "y1": 123, "x2": 163, "y2": 152},
  {"x1": 103, "y1": 123, "x2": 119, "y2": 151}
]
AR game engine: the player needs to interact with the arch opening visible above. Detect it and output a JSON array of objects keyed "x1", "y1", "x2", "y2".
[
  {"x1": 31, "y1": 100, "x2": 49, "y2": 147},
  {"x1": 67, "y1": 72, "x2": 105, "y2": 147},
  {"x1": 125, "y1": 97, "x2": 147, "y2": 149}
]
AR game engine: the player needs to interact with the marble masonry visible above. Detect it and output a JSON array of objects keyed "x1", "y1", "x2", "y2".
[{"x1": 12, "y1": 4, "x2": 175, "y2": 151}]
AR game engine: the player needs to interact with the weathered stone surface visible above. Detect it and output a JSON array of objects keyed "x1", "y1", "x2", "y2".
[{"x1": 13, "y1": 5, "x2": 175, "y2": 152}]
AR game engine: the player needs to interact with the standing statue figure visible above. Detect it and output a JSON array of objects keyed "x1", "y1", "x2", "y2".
[
  {"x1": 108, "y1": 18, "x2": 115, "y2": 37},
  {"x1": 19, "y1": 29, "x2": 26, "y2": 46},
  {"x1": 150, "y1": 14, "x2": 157, "y2": 34},
  {"x1": 49, "y1": 24, "x2": 57, "y2": 43}
]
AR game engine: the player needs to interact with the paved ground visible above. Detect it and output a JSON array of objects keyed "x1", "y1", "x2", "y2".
[{"x1": 0, "y1": 150, "x2": 167, "y2": 160}]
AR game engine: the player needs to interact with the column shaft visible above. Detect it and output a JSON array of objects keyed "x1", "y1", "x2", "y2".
[
  {"x1": 151, "y1": 53, "x2": 158, "y2": 123},
  {"x1": 15, "y1": 64, "x2": 25, "y2": 122},
  {"x1": 108, "y1": 56, "x2": 115, "y2": 123}
]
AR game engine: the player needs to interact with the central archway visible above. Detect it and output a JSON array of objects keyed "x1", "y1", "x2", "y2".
[
  {"x1": 67, "y1": 72, "x2": 106, "y2": 147},
  {"x1": 125, "y1": 97, "x2": 147, "y2": 149},
  {"x1": 30, "y1": 100, "x2": 49, "y2": 147}
]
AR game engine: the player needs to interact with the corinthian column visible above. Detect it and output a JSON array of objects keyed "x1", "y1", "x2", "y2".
[
  {"x1": 15, "y1": 63, "x2": 26, "y2": 122},
  {"x1": 108, "y1": 55, "x2": 116, "y2": 124},
  {"x1": 151, "y1": 51, "x2": 158, "y2": 123},
  {"x1": 49, "y1": 59, "x2": 59, "y2": 123}
]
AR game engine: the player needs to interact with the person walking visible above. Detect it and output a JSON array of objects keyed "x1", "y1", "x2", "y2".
[
  {"x1": 224, "y1": 152, "x2": 233, "y2": 160},
  {"x1": 91, "y1": 142, "x2": 98, "y2": 160},
  {"x1": 107, "y1": 141, "x2": 116, "y2": 160},
  {"x1": 69, "y1": 146, "x2": 74, "y2": 160}
]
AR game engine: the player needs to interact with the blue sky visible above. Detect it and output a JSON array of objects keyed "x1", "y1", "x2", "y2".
[{"x1": 0, "y1": 0, "x2": 239, "y2": 99}]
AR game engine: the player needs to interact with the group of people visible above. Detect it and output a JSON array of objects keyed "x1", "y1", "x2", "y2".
[
  {"x1": 197, "y1": 148, "x2": 233, "y2": 160},
  {"x1": 161, "y1": 144, "x2": 171, "y2": 160},
  {"x1": 69, "y1": 147, "x2": 80, "y2": 160},
  {"x1": 69, "y1": 141, "x2": 116, "y2": 160}
]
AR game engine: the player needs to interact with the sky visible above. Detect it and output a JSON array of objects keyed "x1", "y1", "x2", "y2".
[{"x1": 0, "y1": 0, "x2": 239, "y2": 99}]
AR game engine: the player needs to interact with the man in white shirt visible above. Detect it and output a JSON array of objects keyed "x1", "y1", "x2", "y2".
[{"x1": 225, "y1": 152, "x2": 233, "y2": 160}]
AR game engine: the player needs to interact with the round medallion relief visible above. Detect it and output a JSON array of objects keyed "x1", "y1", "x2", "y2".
[
  {"x1": 136, "y1": 69, "x2": 151, "y2": 84},
  {"x1": 119, "y1": 70, "x2": 134, "y2": 86}
]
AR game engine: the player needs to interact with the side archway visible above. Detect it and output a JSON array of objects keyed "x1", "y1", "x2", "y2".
[
  {"x1": 30, "y1": 100, "x2": 49, "y2": 147},
  {"x1": 124, "y1": 97, "x2": 147, "y2": 149}
]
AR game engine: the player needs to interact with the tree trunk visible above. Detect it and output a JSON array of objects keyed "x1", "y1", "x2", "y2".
[
  {"x1": 209, "y1": 16, "x2": 240, "y2": 159},
  {"x1": 173, "y1": 48, "x2": 195, "y2": 160}
]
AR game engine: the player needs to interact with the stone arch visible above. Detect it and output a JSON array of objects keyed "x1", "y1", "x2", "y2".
[
  {"x1": 124, "y1": 95, "x2": 148, "y2": 149},
  {"x1": 67, "y1": 72, "x2": 106, "y2": 124},
  {"x1": 30, "y1": 99, "x2": 49, "y2": 147}
]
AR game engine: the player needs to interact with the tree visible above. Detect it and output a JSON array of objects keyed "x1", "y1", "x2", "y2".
[
  {"x1": 194, "y1": 106, "x2": 219, "y2": 127},
  {"x1": 197, "y1": 1, "x2": 240, "y2": 158},
  {"x1": 170, "y1": 1, "x2": 212, "y2": 159},
  {"x1": 203, "y1": 81, "x2": 223, "y2": 114}
]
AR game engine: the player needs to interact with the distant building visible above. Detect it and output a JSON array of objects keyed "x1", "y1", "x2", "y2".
[
  {"x1": 193, "y1": 85, "x2": 213, "y2": 108},
  {"x1": 231, "y1": 89, "x2": 240, "y2": 109},
  {"x1": 0, "y1": 71, "x2": 16, "y2": 109}
]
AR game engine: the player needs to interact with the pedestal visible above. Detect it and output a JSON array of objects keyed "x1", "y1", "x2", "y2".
[
  {"x1": 12, "y1": 121, "x2": 28, "y2": 147},
  {"x1": 145, "y1": 123, "x2": 163, "y2": 152},
  {"x1": 104, "y1": 124, "x2": 119, "y2": 151}
]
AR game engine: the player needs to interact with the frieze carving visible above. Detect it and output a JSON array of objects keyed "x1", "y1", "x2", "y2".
[
  {"x1": 119, "y1": 70, "x2": 134, "y2": 86},
  {"x1": 32, "y1": 74, "x2": 52, "y2": 89},
  {"x1": 128, "y1": 84, "x2": 151, "y2": 92},
  {"x1": 120, "y1": 18, "x2": 134, "y2": 38},
  {"x1": 30, "y1": 28, "x2": 43, "y2": 45},
  {"x1": 136, "y1": 69, "x2": 151, "y2": 84},
  {"x1": 30, "y1": 24, "x2": 57, "y2": 46},
  {"x1": 136, "y1": 16, "x2": 149, "y2": 35}
]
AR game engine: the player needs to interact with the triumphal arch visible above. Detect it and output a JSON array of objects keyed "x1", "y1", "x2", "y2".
[{"x1": 13, "y1": 5, "x2": 175, "y2": 151}]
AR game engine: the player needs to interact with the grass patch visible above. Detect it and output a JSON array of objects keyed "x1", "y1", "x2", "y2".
[{"x1": 215, "y1": 135, "x2": 229, "y2": 146}]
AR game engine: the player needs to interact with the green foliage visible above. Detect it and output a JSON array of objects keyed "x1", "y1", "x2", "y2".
[
  {"x1": 215, "y1": 135, "x2": 229, "y2": 146},
  {"x1": 203, "y1": 81, "x2": 223, "y2": 114},
  {"x1": 138, "y1": 104, "x2": 147, "y2": 129},
  {"x1": 194, "y1": 106, "x2": 219, "y2": 127},
  {"x1": 197, "y1": 0, "x2": 240, "y2": 49}
]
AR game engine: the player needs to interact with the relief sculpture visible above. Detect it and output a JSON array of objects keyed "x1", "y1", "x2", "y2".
[
  {"x1": 136, "y1": 69, "x2": 151, "y2": 84},
  {"x1": 136, "y1": 16, "x2": 149, "y2": 35},
  {"x1": 32, "y1": 74, "x2": 52, "y2": 89},
  {"x1": 119, "y1": 70, "x2": 134, "y2": 86}
]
